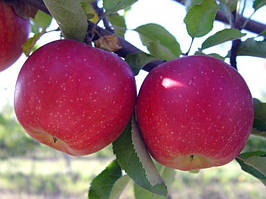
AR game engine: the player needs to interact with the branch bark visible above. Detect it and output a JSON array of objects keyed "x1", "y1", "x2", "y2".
[{"x1": 18, "y1": 0, "x2": 266, "y2": 73}]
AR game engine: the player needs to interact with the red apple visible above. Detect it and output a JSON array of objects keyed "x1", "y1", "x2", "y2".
[
  {"x1": 14, "y1": 40, "x2": 136, "y2": 155},
  {"x1": 0, "y1": 1, "x2": 30, "y2": 71},
  {"x1": 136, "y1": 55, "x2": 254, "y2": 171}
]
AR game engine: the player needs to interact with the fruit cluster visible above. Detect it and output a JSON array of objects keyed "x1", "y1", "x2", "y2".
[{"x1": 1, "y1": 1, "x2": 254, "y2": 171}]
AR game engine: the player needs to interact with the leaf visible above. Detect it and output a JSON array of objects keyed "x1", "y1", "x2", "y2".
[
  {"x1": 103, "y1": 0, "x2": 137, "y2": 13},
  {"x1": 236, "y1": 151, "x2": 266, "y2": 185},
  {"x1": 134, "y1": 166, "x2": 176, "y2": 199},
  {"x1": 252, "y1": 98, "x2": 266, "y2": 139},
  {"x1": 237, "y1": 38, "x2": 266, "y2": 58},
  {"x1": 43, "y1": 0, "x2": 88, "y2": 41},
  {"x1": 88, "y1": 160, "x2": 122, "y2": 199},
  {"x1": 201, "y1": 28, "x2": 245, "y2": 49},
  {"x1": 32, "y1": 10, "x2": 52, "y2": 29},
  {"x1": 253, "y1": 0, "x2": 266, "y2": 11},
  {"x1": 195, "y1": 51, "x2": 225, "y2": 60},
  {"x1": 184, "y1": 0, "x2": 218, "y2": 37},
  {"x1": 253, "y1": 98, "x2": 266, "y2": 123},
  {"x1": 109, "y1": 175, "x2": 130, "y2": 199},
  {"x1": 135, "y1": 23, "x2": 181, "y2": 60},
  {"x1": 107, "y1": 13, "x2": 127, "y2": 38},
  {"x1": 113, "y1": 120, "x2": 168, "y2": 196},
  {"x1": 23, "y1": 33, "x2": 41, "y2": 56},
  {"x1": 125, "y1": 52, "x2": 158, "y2": 75},
  {"x1": 218, "y1": 3, "x2": 232, "y2": 25},
  {"x1": 219, "y1": 0, "x2": 238, "y2": 11},
  {"x1": 134, "y1": 184, "x2": 167, "y2": 199},
  {"x1": 259, "y1": 29, "x2": 266, "y2": 37},
  {"x1": 80, "y1": 1, "x2": 98, "y2": 23},
  {"x1": 185, "y1": 0, "x2": 203, "y2": 11},
  {"x1": 94, "y1": 35, "x2": 122, "y2": 52}
]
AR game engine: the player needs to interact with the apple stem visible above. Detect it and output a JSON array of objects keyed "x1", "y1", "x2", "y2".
[
  {"x1": 190, "y1": 154, "x2": 194, "y2": 161},
  {"x1": 185, "y1": 37, "x2": 194, "y2": 56},
  {"x1": 53, "y1": 136, "x2": 58, "y2": 143}
]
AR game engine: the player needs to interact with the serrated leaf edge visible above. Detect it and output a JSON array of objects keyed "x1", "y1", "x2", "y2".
[{"x1": 131, "y1": 118, "x2": 164, "y2": 186}]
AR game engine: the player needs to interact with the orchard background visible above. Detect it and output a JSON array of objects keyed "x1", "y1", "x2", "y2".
[{"x1": 0, "y1": 0, "x2": 266, "y2": 198}]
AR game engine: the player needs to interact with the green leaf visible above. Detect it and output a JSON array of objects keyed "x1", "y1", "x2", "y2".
[
  {"x1": 236, "y1": 151, "x2": 266, "y2": 185},
  {"x1": 135, "y1": 23, "x2": 181, "y2": 60},
  {"x1": 252, "y1": 98, "x2": 266, "y2": 139},
  {"x1": 218, "y1": 3, "x2": 232, "y2": 25},
  {"x1": 195, "y1": 51, "x2": 225, "y2": 60},
  {"x1": 43, "y1": 0, "x2": 88, "y2": 41},
  {"x1": 253, "y1": 0, "x2": 266, "y2": 11},
  {"x1": 113, "y1": 120, "x2": 168, "y2": 196},
  {"x1": 125, "y1": 52, "x2": 159, "y2": 75},
  {"x1": 134, "y1": 166, "x2": 175, "y2": 199},
  {"x1": 237, "y1": 38, "x2": 266, "y2": 58},
  {"x1": 185, "y1": 0, "x2": 203, "y2": 11},
  {"x1": 184, "y1": 0, "x2": 218, "y2": 37},
  {"x1": 107, "y1": 13, "x2": 127, "y2": 38},
  {"x1": 103, "y1": 0, "x2": 137, "y2": 13},
  {"x1": 259, "y1": 29, "x2": 266, "y2": 37},
  {"x1": 23, "y1": 33, "x2": 41, "y2": 56},
  {"x1": 32, "y1": 10, "x2": 52, "y2": 29},
  {"x1": 219, "y1": 0, "x2": 238, "y2": 11},
  {"x1": 80, "y1": 1, "x2": 98, "y2": 23},
  {"x1": 88, "y1": 160, "x2": 122, "y2": 199},
  {"x1": 109, "y1": 175, "x2": 130, "y2": 199},
  {"x1": 201, "y1": 28, "x2": 245, "y2": 49}
]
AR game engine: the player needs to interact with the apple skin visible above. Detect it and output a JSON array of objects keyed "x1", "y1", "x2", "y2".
[
  {"x1": 14, "y1": 40, "x2": 136, "y2": 156},
  {"x1": 0, "y1": 1, "x2": 30, "y2": 71},
  {"x1": 136, "y1": 55, "x2": 254, "y2": 171}
]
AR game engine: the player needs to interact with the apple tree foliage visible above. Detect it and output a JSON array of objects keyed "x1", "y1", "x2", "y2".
[{"x1": 1, "y1": 0, "x2": 266, "y2": 198}]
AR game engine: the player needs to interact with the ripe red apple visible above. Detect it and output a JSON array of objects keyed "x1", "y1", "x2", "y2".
[
  {"x1": 136, "y1": 55, "x2": 254, "y2": 171},
  {"x1": 0, "y1": 1, "x2": 30, "y2": 71},
  {"x1": 14, "y1": 40, "x2": 136, "y2": 155}
]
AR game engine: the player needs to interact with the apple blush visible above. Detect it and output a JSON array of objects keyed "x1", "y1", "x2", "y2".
[
  {"x1": 136, "y1": 55, "x2": 254, "y2": 171},
  {"x1": 0, "y1": 1, "x2": 30, "y2": 71},
  {"x1": 15, "y1": 40, "x2": 136, "y2": 156}
]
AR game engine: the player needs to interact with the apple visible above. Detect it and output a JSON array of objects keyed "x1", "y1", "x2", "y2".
[
  {"x1": 0, "y1": 1, "x2": 30, "y2": 71},
  {"x1": 136, "y1": 55, "x2": 254, "y2": 171},
  {"x1": 14, "y1": 39, "x2": 136, "y2": 155}
]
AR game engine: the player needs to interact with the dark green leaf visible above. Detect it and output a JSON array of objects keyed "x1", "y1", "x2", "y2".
[
  {"x1": 201, "y1": 28, "x2": 245, "y2": 49},
  {"x1": 253, "y1": 0, "x2": 266, "y2": 10},
  {"x1": 43, "y1": 0, "x2": 88, "y2": 41},
  {"x1": 32, "y1": 10, "x2": 52, "y2": 28},
  {"x1": 113, "y1": 120, "x2": 168, "y2": 196},
  {"x1": 110, "y1": 175, "x2": 130, "y2": 199},
  {"x1": 253, "y1": 98, "x2": 266, "y2": 122},
  {"x1": 107, "y1": 13, "x2": 127, "y2": 38},
  {"x1": 125, "y1": 52, "x2": 158, "y2": 75},
  {"x1": 252, "y1": 98, "x2": 266, "y2": 139},
  {"x1": 103, "y1": 0, "x2": 137, "y2": 13},
  {"x1": 236, "y1": 151, "x2": 266, "y2": 185},
  {"x1": 237, "y1": 38, "x2": 266, "y2": 58},
  {"x1": 184, "y1": 0, "x2": 218, "y2": 37},
  {"x1": 88, "y1": 160, "x2": 122, "y2": 199},
  {"x1": 259, "y1": 29, "x2": 266, "y2": 37},
  {"x1": 135, "y1": 23, "x2": 181, "y2": 60}
]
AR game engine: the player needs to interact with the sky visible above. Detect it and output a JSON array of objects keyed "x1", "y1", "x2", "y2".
[{"x1": 0, "y1": 0, "x2": 266, "y2": 110}]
